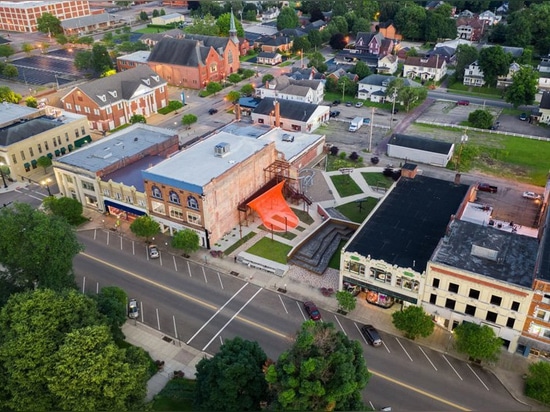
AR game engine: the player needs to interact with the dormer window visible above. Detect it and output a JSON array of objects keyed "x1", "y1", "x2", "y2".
[
  {"x1": 108, "y1": 90, "x2": 117, "y2": 98},
  {"x1": 151, "y1": 75, "x2": 160, "y2": 82},
  {"x1": 142, "y1": 78, "x2": 151, "y2": 86},
  {"x1": 97, "y1": 94, "x2": 107, "y2": 102}
]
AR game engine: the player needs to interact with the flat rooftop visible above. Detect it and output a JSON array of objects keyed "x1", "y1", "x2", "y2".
[
  {"x1": 55, "y1": 124, "x2": 176, "y2": 173},
  {"x1": 345, "y1": 175, "x2": 469, "y2": 273},
  {"x1": 117, "y1": 50, "x2": 151, "y2": 64},
  {"x1": 101, "y1": 155, "x2": 165, "y2": 192},
  {"x1": 0, "y1": 103, "x2": 39, "y2": 126},
  {"x1": 432, "y1": 220, "x2": 539, "y2": 288}
]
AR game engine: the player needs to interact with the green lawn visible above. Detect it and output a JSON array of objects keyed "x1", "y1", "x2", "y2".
[
  {"x1": 246, "y1": 237, "x2": 292, "y2": 264},
  {"x1": 291, "y1": 208, "x2": 314, "y2": 225},
  {"x1": 361, "y1": 173, "x2": 394, "y2": 189},
  {"x1": 335, "y1": 198, "x2": 378, "y2": 223},
  {"x1": 222, "y1": 231, "x2": 256, "y2": 255},
  {"x1": 327, "y1": 239, "x2": 346, "y2": 269},
  {"x1": 151, "y1": 378, "x2": 195, "y2": 411},
  {"x1": 330, "y1": 174, "x2": 363, "y2": 197},
  {"x1": 258, "y1": 225, "x2": 297, "y2": 240},
  {"x1": 134, "y1": 27, "x2": 171, "y2": 34},
  {"x1": 447, "y1": 81, "x2": 503, "y2": 98},
  {"x1": 326, "y1": 154, "x2": 365, "y2": 172}
]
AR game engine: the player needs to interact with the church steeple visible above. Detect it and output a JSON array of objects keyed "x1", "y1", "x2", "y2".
[{"x1": 229, "y1": 9, "x2": 239, "y2": 45}]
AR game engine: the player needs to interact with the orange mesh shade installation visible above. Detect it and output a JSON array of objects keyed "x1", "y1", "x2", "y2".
[{"x1": 247, "y1": 181, "x2": 299, "y2": 232}]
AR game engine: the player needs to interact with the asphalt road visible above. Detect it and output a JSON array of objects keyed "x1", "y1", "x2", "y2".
[{"x1": 73, "y1": 229, "x2": 528, "y2": 412}]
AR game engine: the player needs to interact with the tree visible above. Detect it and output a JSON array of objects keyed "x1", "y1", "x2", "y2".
[
  {"x1": 139, "y1": 10, "x2": 148, "y2": 21},
  {"x1": 267, "y1": 321, "x2": 369, "y2": 411},
  {"x1": 26, "y1": 96, "x2": 38, "y2": 108},
  {"x1": 55, "y1": 33, "x2": 68, "y2": 46},
  {"x1": 525, "y1": 361, "x2": 550, "y2": 404},
  {"x1": 307, "y1": 29, "x2": 323, "y2": 50},
  {"x1": 277, "y1": 7, "x2": 299, "y2": 30},
  {"x1": 129, "y1": 215, "x2": 160, "y2": 242},
  {"x1": 206, "y1": 81, "x2": 223, "y2": 95},
  {"x1": 36, "y1": 155, "x2": 52, "y2": 173},
  {"x1": 160, "y1": 8, "x2": 166, "y2": 16},
  {"x1": 228, "y1": 73, "x2": 241, "y2": 84},
  {"x1": 0, "y1": 44, "x2": 14, "y2": 59},
  {"x1": 226, "y1": 90, "x2": 241, "y2": 104},
  {"x1": 152, "y1": 9, "x2": 160, "y2": 18},
  {"x1": 478, "y1": 46, "x2": 511, "y2": 87},
  {"x1": 129, "y1": 114, "x2": 147, "y2": 124},
  {"x1": 392, "y1": 305, "x2": 434, "y2": 340},
  {"x1": 353, "y1": 60, "x2": 371, "y2": 80},
  {"x1": 338, "y1": 76, "x2": 357, "y2": 99},
  {"x1": 468, "y1": 109, "x2": 493, "y2": 129},
  {"x1": 394, "y1": 2, "x2": 426, "y2": 41},
  {"x1": 505, "y1": 65, "x2": 539, "y2": 108},
  {"x1": 74, "y1": 50, "x2": 92, "y2": 70},
  {"x1": 216, "y1": 12, "x2": 245, "y2": 37},
  {"x1": 90, "y1": 43, "x2": 113, "y2": 73},
  {"x1": 185, "y1": 13, "x2": 219, "y2": 36},
  {"x1": 453, "y1": 322, "x2": 502, "y2": 363},
  {"x1": 2, "y1": 64, "x2": 18, "y2": 79},
  {"x1": 94, "y1": 286, "x2": 128, "y2": 341},
  {"x1": 171, "y1": 229, "x2": 200, "y2": 255},
  {"x1": 335, "y1": 290, "x2": 356, "y2": 314},
  {"x1": 352, "y1": 18, "x2": 371, "y2": 36},
  {"x1": 454, "y1": 44, "x2": 478, "y2": 82},
  {"x1": 36, "y1": 12, "x2": 62, "y2": 35},
  {"x1": 42, "y1": 196, "x2": 84, "y2": 225},
  {"x1": 292, "y1": 36, "x2": 312, "y2": 53},
  {"x1": 194, "y1": 337, "x2": 268, "y2": 411},
  {"x1": 261, "y1": 73, "x2": 274, "y2": 84},
  {"x1": 307, "y1": 51, "x2": 327, "y2": 72},
  {"x1": 424, "y1": 9, "x2": 456, "y2": 42},
  {"x1": 182, "y1": 113, "x2": 198, "y2": 129},
  {"x1": 399, "y1": 86, "x2": 427, "y2": 112},
  {"x1": 240, "y1": 83, "x2": 255, "y2": 96},
  {"x1": 329, "y1": 32, "x2": 348, "y2": 50},
  {"x1": 244, "y1": 9, "x2": 257, "y2": 21},
  {"x1": 21, "y1": 42, "x2": 34, "y2": 55},
  {"x1": 505, "y1": 11, "x2": 532, "y2": 47},
  {"x1": 0, "y1": 86, "x2": 21, "y2": 103},
  {"x1": 0, "y1": 203, "x2": 82, "y2": 295}
]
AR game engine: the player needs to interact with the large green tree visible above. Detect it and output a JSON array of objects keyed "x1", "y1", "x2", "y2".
[
  {"x1": 353, "y1": 60, "x2": 371, "y2": 80},
  {"x1": 185, "y1": 13, "x2": 220, "y2": 36},
  {"x1": 216, "y1": 12, "x2": 245, "y2": 37},
  {"x1": 206, "y1": 81, "x2": 223, "y2": 95},
  {"x1": 0, "y1": 86, "x2": 22, "y2": 103},
  {"x1": 0, "y1": 203, "x2": 82, "y2": 296},
  {"x1": 453, "y1": 322, "x2": 502, "y2": 363},
  {"x1": 171, "y1": 229, "x2": 200, "y2": 255},
  {"x1": 394, "y1": 2, "x2": 426, "y2": 41},
  {"x1": 90, "y1": 43, "x2": 114, "y2": 73},
  {"x1": 399, "y1": 86, "x2": 427, "y2": 112},
  {"x1": 36, "y1": 12, "x2": 63, "y2": 35},
  {"x1": 94, "y1": 286, "x2": 128, "y2": 341},
  {"x1": 478, "y1": 46, "x2": 512, "y2": 87},
  {"x1": 335, "y1": 290, "x2": 357, "y2": 313},
  {"x1": 529, "y1": 2, "x2": 550, "y2": 55},
  {"x1": 43, "y1": 196, "x2": 84, "y2": 225},
  {"x1": 0, "y1": 44, "x2": 14, "y2": 59},
  {"x1": 505, "y1": 11, "x2": 532, "y2": 47},
  {"x1": 129, "y1": 215, "x2": 160, "y2": 242},
  {"x1": 277, "y1": 7, "x2": 299, "y2": 30},
  {"x1": 266, "y1": 321, "x2": 369, "y2": 411},
  {"x1": 454, "y1": 44, "x2": 478, "y2": 82},
  {"x1": 505, "y1": 65, "x2": 539, "y2": 108},
  {"x1": 182, "y1": 113, "x2": 198, "y2": 128},
  {"x1": 194, "y1": 337, "x2": 268, "y2": 410},
  {"x1": 226, "y1": 90, "x2": 241, "y2": 103},
  {"x1": 468, "y1": 109, "x2": 493, "y2": 129},
  {"x1": 307, "y1": 51, "x2": 327, "y2": 72},
  {"x1": 424, "y1": 7, "x2": 456, "y2": 42},
  {"x1": 525, "y1": 361, "x2": 550, "y2": 404},
  {"x1": 392, "y1": 305, "x2": 434, "y2": 340}
]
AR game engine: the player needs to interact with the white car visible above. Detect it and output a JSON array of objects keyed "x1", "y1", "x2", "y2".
[
  {"x1": 522, "y1": 191, "x2": 542, "y2": 200},
  {"x1": 148, "y1": 244, "x2": 160, "y2": 259},
  {"x1": 128, "y1": 299, "x2": 139, "y2": 319}
]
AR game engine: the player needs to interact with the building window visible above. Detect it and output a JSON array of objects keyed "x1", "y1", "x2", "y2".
[
  {"x1": 20, "y1": 150, "x2": 25, "y2": 161},
  {"x1": 75, "y1": 129, "x2": 80, "y2": 138},
  {"x1": 187, "y1": 195, "x2": 199, "y2": 210},
  {"x1": 75, "y1": 104, "x2": 81, "y2": 112},
  {"x1": 94, "y1": 108, "x2": 100, "y2": 115},
  {"x1": 84, "y1": 106, "x2": 90, "y2": 113},
  {"x1": 125, "y1": 195, "x2": 133, "y2": 203},
  {"x1": 511, "y1": 301, "x2": 520, "y2": 312},
  {"x1": 445, "y1": 298, "x2": 456, "y2": 310},
  {"x1": 169, "y1": 191, "x2": 180, "y2": 204},
  {"x1": 44, "y1": 141, "x2": 49, "y2": 150},
  {"x1": 448, "y1": 283, "x2": 459, "y2": 293},
  {"x1": 138, "y1": 199, "x2": 146, "y2": 207},
  {"x1": 187, "y1": 212, "x2": 201, "y2": 225},
  {"x1": 506, "y1": 318, "x2": 515, "y2": 328},
  {"x1": 57, "y1": 136, "x2": 61, "y2": 145},
  {"x1": 114, "y1": 192, "x2": 121, "y2": 200},
  {"x1": 469, "y1": 289, "x2": 480, "y2": 299},
  {"x1": 37, "y1": 143, "x2": 42, "y2": 154},
  {"x1": 429, "y1": 294, "x2": 437, "y2": 304},
  {"x1": 432, "y1": 278, "x2": 440, "y2": 288},
  {"x1": 169, "y1": 207, "x2": 183, "y2": 220},
  {"x1": 66, "y1": 175, "x2": 73, "y2": 183},
  {"x1": 151, "y1": 185, "x2": 162, "y2": 199},
  {"x1": 81, "y1": 126, "x2": 86, "y2": 135},
  {"x1": 151, "y1": 200, "x2": 165, "y2": 215},
  {"x1": 103, "y1": 189, "x2": 110, "y2": 196},
  {"x1": 82, "y1": 181, "x2": 95, "y2": 191},
  {"x1": 486, "y1": 311, "x2": 497, "y2": 323},
  {"x1": 66, "y1": 102, "x2": 72, "y2": 110},
  {"x1": 52, "y1": 138, "x2": 57, "y2": 147},
  {"x1": 12, "y1": 154, "x2": 17, "y2": 164},
  {"x1": 65, "y1": 132, "x2": 69, "y2": 142},
  {"x1": 465, "y1": 305, "x2": 476, "y2": 316},
  {"x1": 117, "y1": 102, "x2": 123, "y2": 110},
  {"x1": 490, "y1": 295, "x2": 502, "y2": 306},
  {"x1": 345, "y1": 261, "x2": 365, "y2": 276},
  {"x1": 371, "y1": 268, "x2": 391, "y2": 283}
]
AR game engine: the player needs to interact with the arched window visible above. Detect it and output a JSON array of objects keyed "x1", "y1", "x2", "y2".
[
  {"x1": 151, "y1": 185, "x2": 162, "y2": 199},
  {"x1": 187, "y1": 195, "x2": 199, "y2": 210},
  {"x1": 169, "y1": 190, "x2": 180, "y2": 204}
]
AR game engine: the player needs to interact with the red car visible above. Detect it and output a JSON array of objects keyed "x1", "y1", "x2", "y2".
[
  {"x1": 304, "y1": 301, "x2": 321, "y2": 321},
  {"x1": 456, "y1": 100, "x2": 470, "y2": 106},
  {"x1": 477, "y1": 183, "x2": 498, "y2": 193}
]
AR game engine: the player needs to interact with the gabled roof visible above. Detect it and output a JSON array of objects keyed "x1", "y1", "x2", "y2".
[
  {"x1": 431, "y1": 46, "x2": 455, "y2": 58},
  {"x1": 61, "y1": 13, "x2": 110, "y2": 29},
  {"x1": 302, "y1": 20, "x2": 325, "y2": 33},
  {"x1": 388, "y1": 134, "x2": 452, "y2": 154},
  {"x1": 359, "y1": 74, "x2": 421, "y2": 88},
  {"x1": 258, "y1": 51, "x2": 280, "y2": 58},
  {"x1": 540, "y1": 91, "x2": 550, "y2": 110},
  {"x1": 183, "y1": 33, "x2": 232, "y2": 51},
  {"x1": 139, "y1": 29, "x2": 184, "y2": 43},
  {"x1": 263, "y1": 36, "x2": 292, "y2": 46},
  {"x1": 147, "y1": 37, "x2": 214, "y2": 67},
  {"x1": 253, "y1": 98, "x2": 318, "y2": 122},
  {"x1": 404, "y1": 55, "x2": 446, "y2": 69},
  {"x1": 280, "y1": 28, "x2": 306, "y2": 37},
  {"x1": 355, "y1": 31, "x2": 384, "y2": 49},
  {"x1": 62, "y1": 65, "x2": 166, "y2": 107}
]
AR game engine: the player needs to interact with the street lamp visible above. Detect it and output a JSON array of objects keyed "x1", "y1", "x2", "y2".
[
  {"x1": 0, "y1": 161, "x2": 8, "y2": 189},
  {"x1": 455, "y1": 131, "x2": 469, "y2": 172},
  {"x1": 41, "y1": 178, "x2": 52, "y2": 196}
]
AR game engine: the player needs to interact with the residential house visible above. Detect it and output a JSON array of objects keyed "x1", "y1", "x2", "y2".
[
  {"x1": 151, "y1": 13, "x2": 184, "y2": 26},
  {"x1": 256, "y1": 52, "x2": 282, "y2": 66},
  {"x1": 377, "y1": 54, "x2": 398, "y2": 75},
  {"x1": 456, "y1": 17, "x2": 485, "y2": 41},
  {"x1": 257, "y1": 76, "x2": 325, "y2": 104},
  {"x1": 286, "y1": 66, "x2": 323, "y2": 81},
  {"x1": 357, "y1": 74, "x2": 421, "y2": 102},
  {"x1": 375, "y1": 21, "x2": 402, "y2": 41},
  {"x1": 61, "y1": 65, "x2": 169, "y2": 132},
  {"x1": 0, "y1": 103, "x2": 90, "y2": 182},
  {"x1": 479, "y1": 10, "x2": 501, "y2": 26},
  {"x1": 117, "y1": 50, "x2": 151, "y2": 71},
  {"x1": 302, "y1": 20, "x2": 327, "y2": 33},
  {"x1": 326, "y1": 67, "x2": 359, "y2": 83},
  {"x1": 538, "y1": 55, "x2": 550, "y2": 91},
  {"x1": 335, "y1": 31, "x2": 395, "y2": 68},
  {"x1": 497, "y1": 62, "x2": 521, "y2": 88},
  {"x1": 403, "y1": 55, "x2": 447, "y2": 81},
  {"x1": 429, "y1": 45, "x2": 456, "y2": 63},
  {"x1": 537, "y1": 92, "x2": 550, "y2": 125},
  {"x1": 260, "y1": 35, "x2": 293, "y2": 53},
  {"x1": 139, "y1": 29, "x2": 185, "y2": 47},
  {"x1": 52, "y1": 124, "x2": 179, "y2": 214},
  {"x1": 251, "y1": 98, "x2": 330, "y2": 133},
  {"x1": 463, "y1": 60, "x2": 485, "y2": 87},
  {"x1": 261, "y1": 7, "x2": 279, "y2": 21}
]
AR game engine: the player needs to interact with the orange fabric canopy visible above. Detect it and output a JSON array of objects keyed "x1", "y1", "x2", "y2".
[{"x1": 247, "y1": 180, "x2": 299, "y2": 232}]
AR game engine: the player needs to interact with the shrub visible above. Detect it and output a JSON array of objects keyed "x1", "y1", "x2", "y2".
[
  {"x1": 330, "y1": 146, "x2": 339, "y2": 156},
  {"x1": 349, "y1": 152, "x2": 359, "y2": 161}
]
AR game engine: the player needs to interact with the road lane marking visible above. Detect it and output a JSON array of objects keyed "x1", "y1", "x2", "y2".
[
  {"x1": 120, "y1": 236, "x2": 123, "y2": 250},
  {"x1": 442, "y1": 354, "x2": 463, "y2": 380},
  {"x1": 419, "y1": 346, "x2": 437, "y2": 371},
  {"x1": 395, "y1": 337, "x2": 413, "y2": 361},
  {"x1": 173, "y1": 255, "x2": 178, "y2": 272},
  {"x1": 333, "y1": 314, "x2": 347, "y2": 336},
  {"x1": 278, "y1": 294, "x2": 288, "y2": 314},
  {"x1": 369, "y1": 369, "x2": 470, "y2": 411},
  {"x1": 217, "y1": 272, "x2": 224, "y2": 289},
  {"x1": 202, "y1": 287, "x2": 264, "y2": 351},
  {"x1": 202, "y1": 266, "x2": 207, "y2": 283},
  {"x1": 467, "y1": 364, "x2": 489, "y2": 391}
]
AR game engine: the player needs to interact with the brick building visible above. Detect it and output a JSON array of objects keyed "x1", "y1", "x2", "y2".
[{"x1": 0, "y1": 0, "x2": 91, "y2": 32}]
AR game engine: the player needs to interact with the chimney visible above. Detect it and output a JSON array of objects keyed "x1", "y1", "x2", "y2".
[
  {"x1": 274, "y1": 100, "x2": 280, "y2": 126},
  {"x1": 235, "y1": 104, "x2": 241, "y2": 121}
]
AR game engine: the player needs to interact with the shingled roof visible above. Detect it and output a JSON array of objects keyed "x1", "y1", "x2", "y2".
[
  {"x1": 147, "y1": 37, "x2": 214, "y2": 67},
  {"x1": 253, "y1": 98, "x2": 318, "y2": 122},
  {"x1": 183, "y1": 33, "x2": 233, "y2": 53}
]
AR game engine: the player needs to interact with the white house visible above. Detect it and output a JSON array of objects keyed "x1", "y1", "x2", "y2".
[
  {"x1": 357, "y1": 74, "x2": 421, "y2": 103},
  {"x1": 403, "y1": 55, "x2": 447, "y2": 82},
  {"x1": 151, "y1": 13, "x2": 184, "y2": 26},
  {"x1": 538, "y1": 55, "x2": 550, "y2": 91},
  {"x1": 252, "y1": 98, "x2": 330, "y2": 133},
  {"x1": 463, "y1": 60, "x2": 485, "y2": 87},
  {"x1": 497, "y1": 62, "x2": 521, "y2": 88},
  {"x1": 479, "y1": 10, "x2": 501, "y2": 26},
  {"x1": 257, "y1": 76, "x2": 325, "y2": 104},
  {"x1": 377, "y1": 54, "x2": 398, "y2": 75}
]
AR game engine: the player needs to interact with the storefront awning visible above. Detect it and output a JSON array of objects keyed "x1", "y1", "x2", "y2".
[
  {"x1": 47, "y1": 153, "x2": 53, "y2": 159},
  {"x1": 104, "y1": 200, "x2": 146, "y2": 217},
  {"x1": 31, "y1": 159, "x2": 37, "y2": 165},
  {"x1": 343, "y1": 276, "x2": 418, "y2": 304},
  {"x1": 74, "y1": 135, "x2": 92, "y2": 148},
  {"x1": 54, "y1": 149, "x2": 61, "y2": 156}
]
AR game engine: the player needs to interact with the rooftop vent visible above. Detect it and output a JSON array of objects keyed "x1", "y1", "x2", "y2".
[
  {"x1": 471, "y1": 244, "x2": 499, "y2": 262},
  {"x1": 214, "y1": 142, "x2": 231, "y2": 157},
  {"x1": 282, "y1": 134, "x2": 294, "y2": 142}
]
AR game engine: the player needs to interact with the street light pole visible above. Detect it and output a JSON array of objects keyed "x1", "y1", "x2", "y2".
[{"x1": 41, "y1": 178, "x2": 52, "y2": 196}]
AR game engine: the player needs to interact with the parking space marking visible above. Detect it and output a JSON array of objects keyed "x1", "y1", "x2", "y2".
[
  {"x1": 187, "y1": 261, "x2": 192, "y2": 277},
  {"x1": 217, "y1": 272, "x2": 224, "y2": 289},
  {"x1": 107, "y1": 231, "x2": 110, "y2": 245},
  {"x1": 296, "y1": 301, "x2": 308, "y2": 321},
  {"x1": 202, "y1": 266, "x2": 207, "y2": 283},
  {"x1": 442, "y1": 354, "x2": 463, "y2": 380},
  {"x1": 132, "y1": 240, "x2": 135, "y2": 255},
  {"x1": 173, "y1": 255, "x2": 178, "y2": 272},
  {"x1": 120, "y1": 236, "x2": 123, "y2": 250},
  {"x1": 395, "y1": 338, "x2": 413, "y2": 361},
  {"x1": 145, "y1": 244, "x2": 149, "y2": 260},
  {"x1": 278, "y1": 295, "x2": 288, "y2": 314},
  {"x1": 381, "y1": 340, "x2": 390, "y2": 353},
  {"x1": 418, "y1": 346, "x2": 437, "y2": 371},
  {"x1": 467, "y1": 364, "x2": 489, "y2": 390},
  {"x1": 333, "y1": 315, "x2": 347, "y2": 336}
]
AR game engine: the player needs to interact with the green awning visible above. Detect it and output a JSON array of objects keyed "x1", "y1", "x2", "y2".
[
  {"x1": 54, "y1": 149, "x2": 61, "y2": 156},
  {"x1": 60, "y1": 147, "x2": 66, "y2": 154},
  {"x1": 74, "y1": 135, "x2": 92, "y2": 148},
  {"x1": 24, "y1": 162, "x2": 30, "y2": 169},
  {"x1": 68, "y1": 144, "x2": 74, "y2": 151},
  {"x1": 31, "y1": 159, "x2": 37, "y2": 165},
  {"x1": 47, "y1": 153, "x2": 53, "y2": 159}
]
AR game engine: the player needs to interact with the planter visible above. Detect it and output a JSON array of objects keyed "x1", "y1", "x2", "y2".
[{"x1": 337, "y1": 309, "x2": 348, "y2": 315}]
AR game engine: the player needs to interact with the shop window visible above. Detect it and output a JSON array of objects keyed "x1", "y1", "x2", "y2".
[
  {"x1": 169, "y1": 191, "x2": 180, "y2": 204},
  {"x1": 187, "y1": 212, "x2": 201, "y2": 225},
  {"x1": 511, "y1": 301, "x2": 520, "y2": 311},
  {"x1": 486, "y1": 311, "x2": 497, "y2": 323},
  {"x1": 371, "y1": 267, "x2": 390, "y2": 283},
  {"x1": 469, "y1": 288, "x2": 480, "y2": 299},
  {"x1": 432, "y1": 278, "x2": 440, "y2": 288},
  {"x1": 170, "y1": 207, "x2": 184, "y2": 220},
  {"x1": 82, "y1": 181, "x2": 95, "y2": 191},
  {"x1": 506, "y1": 318, "x2": 515, "y2": 328},
  {"x1": 187, "y1": 195, "x2": 199, "y2": 210},
  {"x1": 151, "y1": 185, "x2": 162, "y2": 199},
  {"x1": 445, "y1": 298, "x2": 455, "y2": 310},
  {"x1": 465, "y1": 305, "x2": 476, "y2": 316},
  {"x1": 448, "y1": 283, "x2": 459, "y2": 293},
  {"x1": 138, "y1": 199, "x2": 146, "y2": 207},
  {"x1": 490, "y1": 295, "x2": 502, "y2": 306},
  {"x1": 345, "y1": 261, "x2": 365, "y2": 276},
  {"x1": 151, "y1": 201, "x2": 165, "y2": 215},
  {"x1": 429, "y1": 294, "x2": 437, "y2": 304}
]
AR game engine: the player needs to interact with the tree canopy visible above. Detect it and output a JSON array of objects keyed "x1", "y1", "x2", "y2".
[
  {"x1": 335, "y1": 290, "x2": 357, "y2": 313},
  {"x1": 216, "y1": 12, "x2": 245, "y2": 37},
  {"x1": 0, "y1": 44, "x2": 14, "y2": 59},
  {"x1": 171, "y1": 229, "x2": 200, "y2": 255},
  {"x1": 194, "y1": 337, "x2": 268, "y2": 410},
  {"x1": 525, "y1": 361, "x2": 550, "y2": 404},
  {"x1": 266, "y1": 321, "x2": 370, "y2": 411},
  {"x1": 206, "y1": 81, "x2": 223, "y2": 95},
  {"x1": 505, "y1": 65, "x2": 539, "y2": 108},
  {"x1": 478, "y1": 46, "x2": 512, "y2": 87},
  {"x1": 182, "y1": 113, "x2": 199, "y2": 128},
  {"x1": 453, "y1": 322, "x2": 502, "y2": 363},
  {"x1": 468, "y1": 109, "x2": 494, "y2": 129},
  {"x1": 454, "y1": 44, "x2": 478, "y2": 82},
  {"x1": 392, "y1": 305, "x2": 434, "y2": 340},
  {"x1": 226, "y1": 90, "x2": 241, "y2": 103},
  {"x1": 36, "y1": 12, "x2": 62, "y2": 35},
  {"x1": 277, "y1": 7, "x2": 299, "y2": 30},
  {"x1": 185, "y1": 13, "x2": 220, "y2": 36},
  {"x1": 394, "y1": 2, "x2": 426, "y2": 41},
  {"x1": 42, "y1": 196, "x2": 84, "y2": 225},
  {"x1": 0, "y1": 86, "x2": 22, "y2": 104},
  {"x1": 129, "y1": 215, "x2": 160, "y2": 242}
]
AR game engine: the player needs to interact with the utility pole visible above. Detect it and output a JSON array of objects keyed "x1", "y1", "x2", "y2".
[
  {"x1": 391, "y1": 88, "x2": 398, "y2": 129},
  {"x1": 369, "y1": 106, "x2": 375, "y2": 152}
]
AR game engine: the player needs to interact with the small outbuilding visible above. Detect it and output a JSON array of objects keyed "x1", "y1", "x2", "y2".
[{"x1": 387, "y1": 134, "x2": 453, "y2": 167}]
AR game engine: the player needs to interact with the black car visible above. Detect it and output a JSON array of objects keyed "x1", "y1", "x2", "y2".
[
  {"x1": 332, "y1": 100, "x2": 340, "y2": 106},
  {"x1": 208, "y1": 108, "x2": 218, "y2": 115},
  {"x1": 330, "y1": 110, "x2": 340, "y2": 118},
  {"x1": 361, "y1": 324, "x2": 382, "y2": 346}
]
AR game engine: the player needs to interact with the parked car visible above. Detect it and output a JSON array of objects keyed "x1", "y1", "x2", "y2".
[
  {"x1": 363, "y1": 118, "x2": 371, "y2": 125},
  {"x1": 148, "y1": 244, "x2": 160, "y2": 259},
  {"x1": 128, "y1": 299, "x2": 139, "y2": 319},
  {"x1": 330, "y1": 110, "x2": 340, "y2": 118},
  {"x1": 361, "y1": 324, "x2": 382, "y2": 346},
  {"x1": 332, "y1": 100, "x2": 340, "y2": 106},
  {"x1": 345, "y1": 101, "x2": 353, "y2": 107},
  {"x1": 519, "y1": 113, "x2": 528, "y2": 121},
  {"x1": 477, "y1": 183, "x2": 498, "y2": 193},
  {"x1": 456, "y1": 100, "x2": 470, "y2": 106},
  {"x1": 208, "y1": 108, "x2": 218, "y2": 115},
  {"x1": 355, "y1": 102, "x2": 364, "y2": 108},
  {"x1": 392, "y1": 108, "x2": 399, "y2": 114},
  {"x1": 523, "y1": 191, "x2": 542, "y2": 200},
  {"x1": 303, "y1": 301, "x2": 321, "y2": 321}
]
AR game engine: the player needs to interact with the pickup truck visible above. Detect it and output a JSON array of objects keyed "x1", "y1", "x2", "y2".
[{"x1": 477, "y1": 183, "x2": 498, "y2": 193}]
